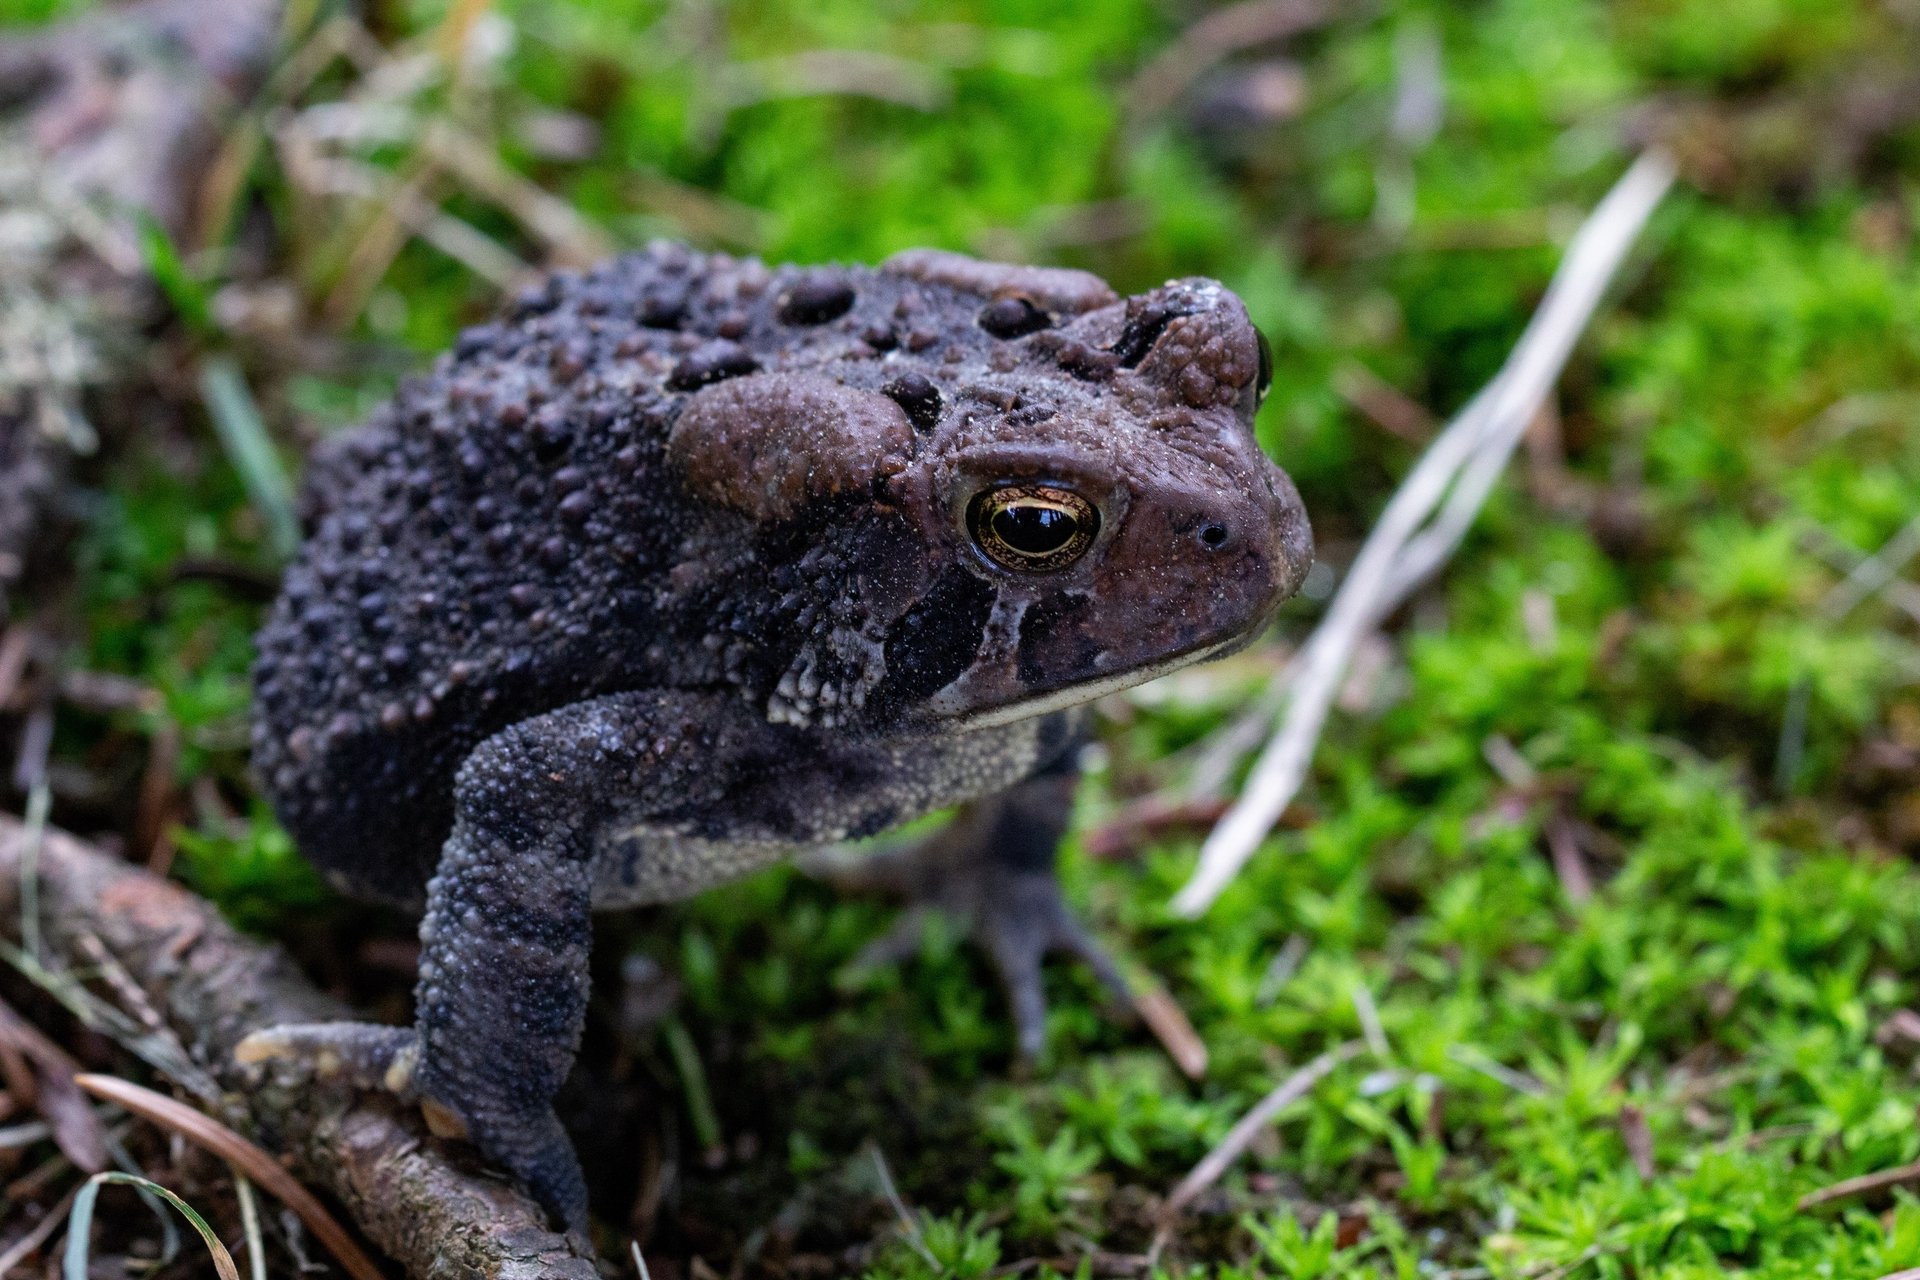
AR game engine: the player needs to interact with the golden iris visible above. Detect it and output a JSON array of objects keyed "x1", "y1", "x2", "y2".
[{"x1": 967, "y1": 485, "x2": 1099, "y2": 572}]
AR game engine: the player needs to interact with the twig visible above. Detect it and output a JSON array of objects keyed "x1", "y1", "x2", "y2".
[
  {"x1": 1544, "y1": 815, "x2": 1594, "y2": 905},
  {"x1": 1128, "y1": 0, "x2": 1335, "y2": 120},
  {"x1": 1821, "y1": 512, "x2": 1920, "y2": 621},
  {"x1": 1161, "y1": 1040, "x2": 1362, "y2": 1218},
  {"x1": 1, "y1": 927, "x2": 221, "y2": 1102},
  {"x1": 1801, "y1": 523, "x2": 1920, "y2": 626},
  {"x1": 1618, "y1": 1105, "x2": 1654, "y2": 1180},
  {"x1": 1172, "y1": 150, "x2": 1676, "y2": 917},
  {"x1": 0, "y1": 815, "x2": 598, "y2": 1280},
  {"x1": 1537, "y1": 1243, "x2": 1605, "y2": 1280},
  {"x1": 1132, "y1": 983, "x2": 1210, "y2": 1081},
  {"x1": 1482, "y1": 734, "x2": 1537, "y2": 790},
  {"x1": 1255, "y1": 934, "x2": 1309, "y2": 1005},
  {"x1": 419, "y1": 121, "x2": 615, "y2": 266},
  {"x1": 0, "y1": 626, "x2": 32, "y2": 707},
  {"x1": 76, "y1": 932, "x2": 175, "y2": 1041},
  {"x1": 1332, "y1": 361, "x2": 1437, "y2": 442},
  {"x1": 1797, "y1": 1158, "x2": 1920, "y2": 1211},
  {"x1": 19, "y1": 781, "x2": 48, "y2": 966},
  {"x1": 0, "y1": 1119, "x2": 53, "y2": 1147},
  {"x1": 1081, "y1": 795, "x2": 1233, "y2": 859},
  {"x1": 13, "y1": 705, "x2": 52, "y2": 793}
]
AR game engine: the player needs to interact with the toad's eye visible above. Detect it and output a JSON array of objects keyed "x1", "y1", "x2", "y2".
[
  {"x1": 1254, "y1": 326, "x2": 1274, "y2": 408},
  {"x1": 967, "y1": 485, "x2": 1100, "y2": 573}
]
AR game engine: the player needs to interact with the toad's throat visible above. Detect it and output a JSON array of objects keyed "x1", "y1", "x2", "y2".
[{"x1": 929, "y1": 631, "x2": 1247, "y2": 730}]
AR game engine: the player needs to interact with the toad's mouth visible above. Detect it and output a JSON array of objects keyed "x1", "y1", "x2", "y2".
[{"x1": 932, "y1": 631, "x2": 1250, "y2": 731}]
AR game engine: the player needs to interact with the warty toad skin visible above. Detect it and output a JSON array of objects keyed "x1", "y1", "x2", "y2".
[{"x1": 244, "y1": 243, "x2": 1313, "y2": 1232}]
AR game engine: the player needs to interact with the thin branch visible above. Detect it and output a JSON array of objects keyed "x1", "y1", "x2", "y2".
[
  {"x1": 1132, "y1": 983, "x2": 1210, "y2": 1081},
  {"x1": 1171, "y1": 150, "x2": 1676, "y2": 917},
  {"x1": 1821, "y1": 512, "x2": 1920, "y2": 621},
  {"x1": 1128, "y1": 0, "x2": 1335, "y2": 121},
  {"x1": 1801, "y1": 522, "x2": 1920, "y2": 626},
  {"x1": 1161, "y1": 1040, "x2": 1362, "y2": 1218},
  {"x1": 1797, "y1": 1158, "x2": 1920, "y2": 1211}
]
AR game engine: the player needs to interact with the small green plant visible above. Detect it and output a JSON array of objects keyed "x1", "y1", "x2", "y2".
[
  {"x1": 987, "y1": 1105, "x2": 1102, "y2": 1237},
  {"x1": 864, "y1": 1211, "x2": 1002, "y2": 1280},
  {"x1": 1247, "y1": 1210, "x2": 1347, "y2": 1280},
  {"x1": 172, "y1": 805, "x2": 329, "y2": 932}
]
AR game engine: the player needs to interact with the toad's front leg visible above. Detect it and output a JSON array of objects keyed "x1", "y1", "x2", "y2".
[{"x1": 239, "y1": 691, "x2": 734, "y2": 1235}]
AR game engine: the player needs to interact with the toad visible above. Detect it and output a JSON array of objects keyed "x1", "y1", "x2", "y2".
[{"x1": 244, "y1": 244, "x2": 1312, "y2": 1231}]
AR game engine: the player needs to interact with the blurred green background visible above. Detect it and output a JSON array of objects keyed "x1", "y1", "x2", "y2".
[{"x1": 8, "y1": 0, "x2": 1920, "y2": 1275}]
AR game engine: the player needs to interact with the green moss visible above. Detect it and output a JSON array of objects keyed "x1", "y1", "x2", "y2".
[{"x1": 14, "y1": 0, "x2": 1920, "y2": 1271}]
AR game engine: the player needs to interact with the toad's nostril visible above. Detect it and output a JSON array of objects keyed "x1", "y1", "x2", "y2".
[{"x1": 1199, "y1": 523, "x2": 1230, "y2": 550}]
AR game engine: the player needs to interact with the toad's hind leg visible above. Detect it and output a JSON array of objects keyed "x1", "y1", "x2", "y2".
[
  {"x1": 807, "y1": 738, "x2": 1134, "y2": 1059},
  {"x1": 239, "y1": 691, "x2": 735, "y2": 1234}
]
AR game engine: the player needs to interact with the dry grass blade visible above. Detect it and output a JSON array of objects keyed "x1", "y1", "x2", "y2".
[
  {"x1": 64, "y1": 1171, "x2": 240, "y2": 1280},
  {"x1": 0, "y1": 1180, "x2": 80, "y2": 1276},
  {"x1": 866, "y1": 1141, "x2": 937, "y2": 1269},
  {"x1": 197, "y1": 357, "x2": 300, "y2": 561},
  {"x1": 0, "y1": 931, "x2": 220, "y2": 1102},
  {"x1": 233, "y1": 1168, "x2": 268, "y2": 1280},
  {"x1": 662, "y1": 1016, "x2": 725, "y2": 1161},
  {"x1": 73, "y1": 1074, "x2": 385, "y2": 1280},
  {"x1": 718, "y1": 50, "x2": 951, "y2": 112},
  {"x1": 1172, "y1": 150, "x2": 1676, "y2": 917},
  {"x1": 1162, "y1": 1040, "x2": 1363, "y2": 1218},
  {"x1": 0, "y1": 995, "x2": 108, "y2": 1173},
  {"x1": 421, "y1": 121, "x2": 615, "y2": 266}
]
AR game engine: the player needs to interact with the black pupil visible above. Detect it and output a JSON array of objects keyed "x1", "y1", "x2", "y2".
[{"x1": 993, "y1": 503, "x2": 1076, "y2": 555}]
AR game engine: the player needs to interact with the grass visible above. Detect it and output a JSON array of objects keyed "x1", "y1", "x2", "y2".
[{"x1": 7, "y1": 0, "x2": 1920, "y2": 1275}]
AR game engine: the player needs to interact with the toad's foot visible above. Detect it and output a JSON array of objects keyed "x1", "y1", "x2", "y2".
[
  {"x1": 234, "y1": 1022, "x2": 588, "y2": 1236},
  {"x1": 804, "y1": 763, "x2": 1133, "y2": 1059}
]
